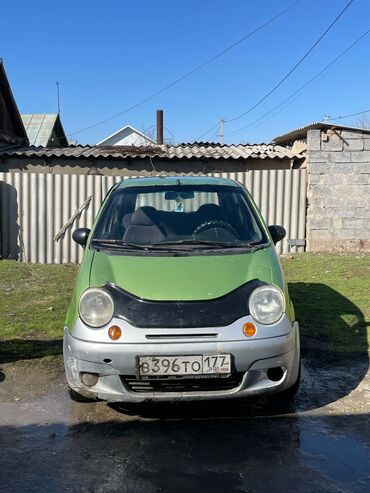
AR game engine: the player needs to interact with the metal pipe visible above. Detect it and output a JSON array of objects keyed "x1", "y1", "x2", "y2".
[{"x1": 156, "y1": 110, "x2": 164, "y2": 145}]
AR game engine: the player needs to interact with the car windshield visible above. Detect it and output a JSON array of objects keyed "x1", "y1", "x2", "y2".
[{"x1": 92, "y1": 184, "x2": 267, "y2": 250}]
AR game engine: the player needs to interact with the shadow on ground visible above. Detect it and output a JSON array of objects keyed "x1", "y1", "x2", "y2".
[
  {"x1": 110, "y1": 282, "x2": 369, "y2": 418},
  {"x1": 289, "y1": 282, "x2": 369, "y2": 360},
  {"x1": 0, "y1": 339, "x2": 62, "y2": 365}
]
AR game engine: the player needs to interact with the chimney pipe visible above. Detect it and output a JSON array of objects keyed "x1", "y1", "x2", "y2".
[{"x1": 156, "y1": 110, "x2": 164, "y2": 145}]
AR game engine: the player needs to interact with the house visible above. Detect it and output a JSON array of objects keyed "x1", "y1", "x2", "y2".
[
  {"x1": 274, "y1": 122, "x2": 370, "y2": 252},
  {"x1": 21, "y1": 113, "x2": 68, "y2": 147},
  {"x1": 0, "y1": 60, "x2": 28, "y2": 147},
  {"x1": 0, "y1": 61, "x2": 67, "y2": 149},
  {"x1": 273, "y1": 121, "x2": 370, "y2": 165},
  {"x1": 274, "y1": 121, "x2": 370, "y2": 145},
  {"x1": 97, "y1": 124, "x2": 156, "y2": 146}
]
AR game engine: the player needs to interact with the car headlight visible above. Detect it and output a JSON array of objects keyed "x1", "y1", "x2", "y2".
[
  {"x1": 79, "y1": 288, "x2": 114, "y2": 328},
  {"x1": 249, "y1": 285, "x2": 285, "y2": 325}
]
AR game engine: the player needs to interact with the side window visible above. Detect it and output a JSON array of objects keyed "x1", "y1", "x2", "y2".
[{"x1": 98, "y1": 193, "x2": 125, "y2": 238}]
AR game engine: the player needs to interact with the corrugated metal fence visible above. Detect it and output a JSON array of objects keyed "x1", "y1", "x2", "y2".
[{"x1": 0, "y1": 170, "x2": 306, "y2": 263}]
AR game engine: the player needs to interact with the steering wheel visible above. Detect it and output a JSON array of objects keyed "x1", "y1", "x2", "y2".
[{"x1": 193, "y1": 220, "x2": 239, "y2": 239}]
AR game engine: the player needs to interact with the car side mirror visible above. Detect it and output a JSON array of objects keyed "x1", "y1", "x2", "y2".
[
  {"x1": 72, "y1": 228, "x2": 91, "y2": 248},
  {"x1": 268, "y1": 225, "x2": 286, "y2": 244}
]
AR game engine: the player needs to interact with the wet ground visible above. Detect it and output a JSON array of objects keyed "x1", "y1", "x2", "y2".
[{"x1": 0, "y1": 354, "x2": 370, "y2": 493}]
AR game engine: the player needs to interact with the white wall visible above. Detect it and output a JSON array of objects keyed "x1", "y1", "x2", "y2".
[{"x1": 99, "y1": 128, "x2": 155, "y2": 146}]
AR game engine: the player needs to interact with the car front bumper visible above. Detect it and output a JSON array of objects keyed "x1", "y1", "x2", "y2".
[{"x1": 63, "y1": 316, "x2": 300, "y2": 402}]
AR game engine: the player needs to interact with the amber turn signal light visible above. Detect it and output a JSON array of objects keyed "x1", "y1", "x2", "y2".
[
  {"x1": 108, "y1": 325, "x2": 122, "y2": 340},
  {"x1": 243, "y1": 322, "x2": 256, "y2": 337}
]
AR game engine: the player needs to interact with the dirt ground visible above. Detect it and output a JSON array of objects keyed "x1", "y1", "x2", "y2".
[{"x1": 0, "y1": 352, "x2": 369, "y2": 493}]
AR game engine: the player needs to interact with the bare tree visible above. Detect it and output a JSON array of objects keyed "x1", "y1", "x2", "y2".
[
  {"x1": 354, "y1": 114, "x2": 370, "y2": 129},
  {"x1": 141, "y1": 125, "x2": 174, "y2": 145}
]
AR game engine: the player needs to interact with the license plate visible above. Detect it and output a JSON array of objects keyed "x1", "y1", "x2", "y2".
[{"x1": 138, "y1": 354, "x2": 231, "y2": 377}]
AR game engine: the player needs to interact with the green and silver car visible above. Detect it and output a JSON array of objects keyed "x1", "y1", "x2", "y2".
[{"x1": 64, "y1": 176, "x2": 300, "y2": 403}]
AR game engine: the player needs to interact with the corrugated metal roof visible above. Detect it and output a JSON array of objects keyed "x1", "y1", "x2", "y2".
[
  {"x1": 21, "y1": 114, "x2": 68, "y2": 146},
  {"x1": 0, "y1": 142, "x2": 303, "y2": 161},
  {"x1": 164, "y1": 143, "x2": 301, "y2": 160},
  {"x1": 273, "y1": 121, "x2": 370, "y2": 144}
]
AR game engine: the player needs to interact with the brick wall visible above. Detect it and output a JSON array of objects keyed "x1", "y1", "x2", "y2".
[{"x1": 306, "y1": 128, "x2": 370, "y2": 252}]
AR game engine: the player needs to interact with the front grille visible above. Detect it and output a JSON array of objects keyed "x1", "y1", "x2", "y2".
[{"x1": 121, "y1": 373, "x2": 244, "y2": 393}]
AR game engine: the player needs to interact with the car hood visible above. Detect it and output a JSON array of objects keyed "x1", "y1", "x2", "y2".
[{"x1": 89, "y1": 247, "x2": 283, "y2": 301}]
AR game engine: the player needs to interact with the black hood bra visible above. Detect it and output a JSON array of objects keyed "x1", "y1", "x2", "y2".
[{"x1": 104, "y1": 279, "x2": 266, "y2": 329}]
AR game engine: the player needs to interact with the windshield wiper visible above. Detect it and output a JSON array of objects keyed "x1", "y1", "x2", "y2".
[
  {"x1": 152, "y1": 239, "x2": 259, "y2": 249},
  {"x1": 92, "y1": 238, "x2": 263, "y2": 251},
  {"x1": 91, "y1": 239, "x2": 151, "y2": 250}
]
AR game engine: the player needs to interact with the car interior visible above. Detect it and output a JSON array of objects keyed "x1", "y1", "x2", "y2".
[{"x1": 97, "y1": 187, "x2": 264, "y2": 245}]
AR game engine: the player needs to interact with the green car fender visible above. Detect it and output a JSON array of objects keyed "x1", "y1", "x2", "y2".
[{"x1": 65, "y1": 247, "x2": 94, "y2": 330}]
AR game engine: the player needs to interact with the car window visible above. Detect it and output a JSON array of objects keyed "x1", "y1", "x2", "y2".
[
  {"x1": 92, "y1": 184, "x2": 266, "y2": 247},
  {"x1": 136, "y1": 191, "x2": 219, "y2": 212}
]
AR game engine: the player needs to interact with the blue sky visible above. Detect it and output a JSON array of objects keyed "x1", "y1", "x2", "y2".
[{"x1": 1, "y1": 0, "x2": 369, "y2": 144}]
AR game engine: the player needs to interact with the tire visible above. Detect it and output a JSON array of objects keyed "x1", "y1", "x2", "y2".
[
  {"x1": 279, "y1": 361, "x2": 301, "y2": 399},
  {"x1": 68, "y1": 386, "x2": 97, "y2": 403}
]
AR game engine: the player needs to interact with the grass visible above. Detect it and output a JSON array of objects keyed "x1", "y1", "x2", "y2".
[
  {"x1": 0, "y1": 254, "x2": 369, "y2": 361},
  {"x1": 0, "y1": 261, "x2": 78, "y2": 362},
  {"x1": 0, "y1": 261, "x2": 78, "y2": 340}
]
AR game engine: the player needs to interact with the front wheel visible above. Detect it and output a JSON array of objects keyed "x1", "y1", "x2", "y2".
[{"x1": 68, "y1": 386, "x2": 97, "y2": 403}]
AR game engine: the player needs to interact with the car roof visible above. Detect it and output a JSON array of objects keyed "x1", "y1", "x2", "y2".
[{"x1": 116, "y1": 175, "x2": 241, "y2": 189}]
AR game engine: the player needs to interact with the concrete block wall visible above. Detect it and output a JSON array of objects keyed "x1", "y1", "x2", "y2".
[{"x1": 306, "y1": 128, "x2": 370, "y2": 252}]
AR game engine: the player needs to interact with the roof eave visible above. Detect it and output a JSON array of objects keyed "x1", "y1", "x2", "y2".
[
  {"x1": 0, "y1": 61, "x2": 29, "y2": 146},
  {"x1": 48, "y1": 114, "x2": 69, "y2": 146},
  {"x1": 0, "y1": 143, "x2": 303, "y2": 161},
  {"x1": 273, "y1": 121, "x2": 370, "y2": 144}
]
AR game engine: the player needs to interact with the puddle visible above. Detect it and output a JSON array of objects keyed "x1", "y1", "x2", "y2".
[
  {"x1": 301, "y1": 430, "x2": 370, "y2": 485},
  {"x1": 1, "y1": 355, "x2": 370, "y2": 492}
]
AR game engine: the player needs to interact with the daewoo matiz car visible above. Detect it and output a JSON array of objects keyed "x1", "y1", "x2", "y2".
[{"x1": 64, "y1": 176, "x2": 300, "y2": 403}]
